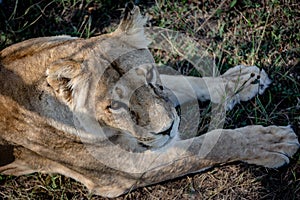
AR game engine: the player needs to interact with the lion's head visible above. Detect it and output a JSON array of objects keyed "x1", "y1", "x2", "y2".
[
  {"x1": 95, "y1": 55, "x2": 179, "y2": 148},
  {"x1": 46, "y1": 4, "x2": 179, "y2": 149}
]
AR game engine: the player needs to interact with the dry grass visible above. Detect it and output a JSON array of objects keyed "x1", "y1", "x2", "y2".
[{"x1": 0, "y1": 0, "x2": 299, "y2": 199}]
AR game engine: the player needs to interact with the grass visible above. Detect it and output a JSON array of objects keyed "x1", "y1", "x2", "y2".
[{"x1": 1, "y1": 0, "x2": 300, "y2": 199}]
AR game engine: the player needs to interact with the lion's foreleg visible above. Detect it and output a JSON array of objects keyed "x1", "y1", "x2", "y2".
[
  {"x1": 160, "y1": 74, "x2": 226, "y2": 106},
  {"x1": 160, "y1": 65, "x2": 271, "y2": 110},
  {"x1": 139, "y1": 125, "x2": 299, "y2": 186}
]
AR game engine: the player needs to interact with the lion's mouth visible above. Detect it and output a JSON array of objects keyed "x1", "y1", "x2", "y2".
[
  {"x1": 141, "y1": 113, "x2": 180, "y2": 148},
  {"x1": 153, "y1": 109, "x2": 180, "y2": 136},
  {"x1": 156, "y1": 122, "x2": 174, "y2": 135}
]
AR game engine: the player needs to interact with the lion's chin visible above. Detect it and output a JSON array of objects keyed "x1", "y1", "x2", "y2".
[{"x1": 139, "y1": 114, "x2": 180, "y2": 149}]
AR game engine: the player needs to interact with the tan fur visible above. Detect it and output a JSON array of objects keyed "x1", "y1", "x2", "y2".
[{"x1": 0, "y1": 4, "x2": 299, "y2": 198}]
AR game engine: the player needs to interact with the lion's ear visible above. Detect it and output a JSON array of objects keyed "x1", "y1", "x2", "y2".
[{"x1": 46, "y1": 60, "x2": 82, "y2": 106}]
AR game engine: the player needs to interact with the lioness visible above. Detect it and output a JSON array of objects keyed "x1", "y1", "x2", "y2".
[{"x1": 0, "y1": 3, "x2": 299, "y2": 198}]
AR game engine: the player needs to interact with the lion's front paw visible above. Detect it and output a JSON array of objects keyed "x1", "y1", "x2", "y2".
[
  {"x1": 238, "y1": 125, "x2": 299, "y2": 168},
  {"x1": 221, "y1": 65, "x2": 272, "y2": 110}
]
